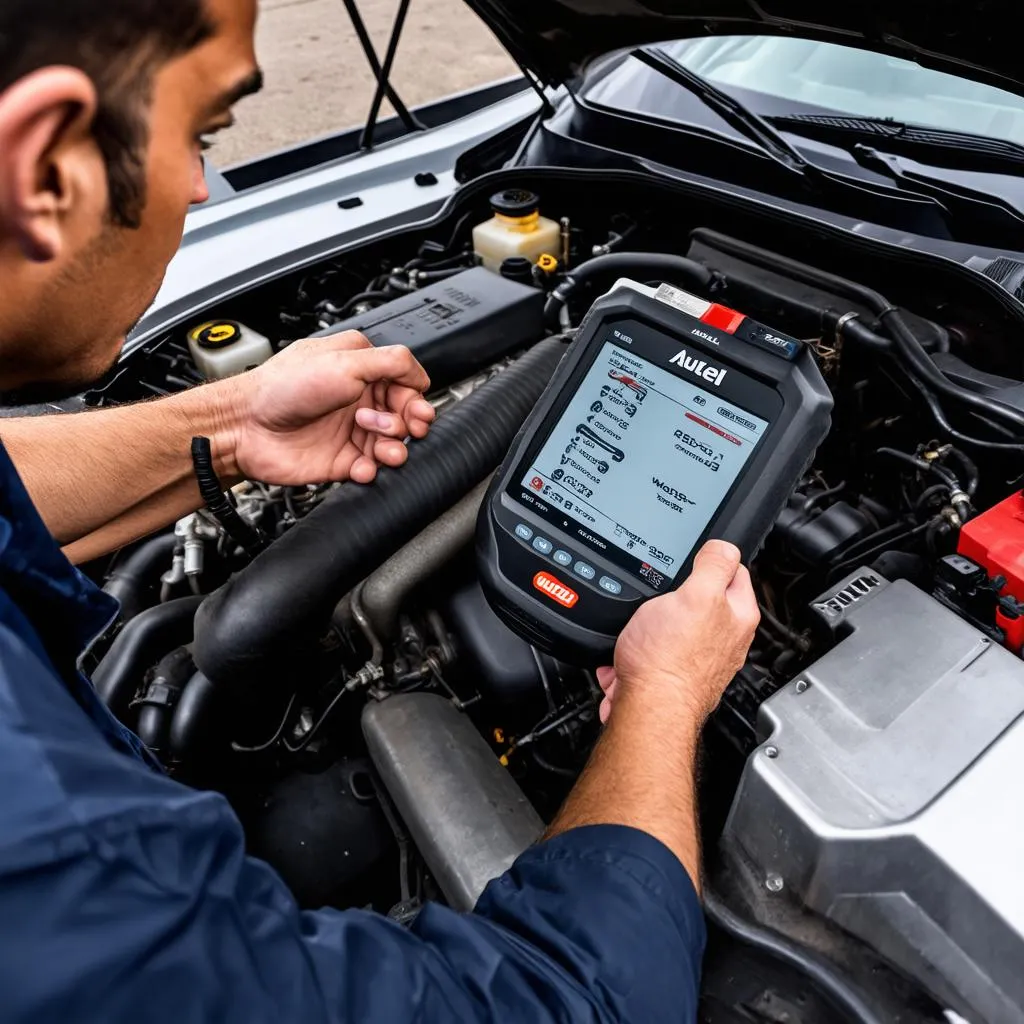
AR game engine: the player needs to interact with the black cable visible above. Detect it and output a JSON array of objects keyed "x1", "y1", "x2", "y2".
[
  {"x1": 190, "y1": 437, "x2": 267, "y2": 559},
  {"x1": 386, "y1": 273, "x2": 416, "y2": 294},
  {"x1": 943, "y1": 446, "x2": 980, "y2": 496},
  {"x1": 693, "y1": 229, "x2": 1019, "y2": 435},
  {"x1": 900, "y1": 365, "x2": 1024, "y2": 452},
  {"x1": 876, "y1": 445, "x2": 974, "y2": 520},
  {"x1": 878, "y1": 307, "x2": 1024, "y2": 436},
  {"x1": 692, "y1": 228, "x2": 947, "y2": 351},
  {"x1": 408, "y1": 250, "x2": 475, "y2": 272},
  {"x1": 410, "y1": 267, "x2": 466, "y2": 283},
  {"x1": 339, "y1": 290, "x2": 391, "y2": 316},
  {"x1": 531, "y1": 747, "x2": 578, "y2": 778},
  {"x1": 441, "y1": 213, "x2": 472, "y2": 255},
  {"x1": 282, "y1": 687, "x2": 349, "y2": 753},
  {"x1": 801, "y1": 479, "x2": 846, "y2": 513},
  {"x1": 543, "y1": 252, "x2": 713, "y2": 329},
  {"x1": 839, "y1": 320, "x2": 1024, "y2": 452},
  {"x1": 875, "y1": 447, "x2": 959, "y2": 490},
  {"x1": 826, "y1": 520, "x2": 933, "y2": 584},
  {"x1": 825, "y1": 519, "x2": 914, "y2": 567},
  {"x1": 232, "y1": 693, "x2": 298, "y2": 753},
  {"x1": 703, "y1": 890, "x2": 887, "y2": 1024},
  {"x1": 757, "y1": 602, "x2": 805, "y2": 647}
]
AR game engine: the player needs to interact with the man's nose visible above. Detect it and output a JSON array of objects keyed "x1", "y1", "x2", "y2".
[{"x1": 192, "y1": 156, "x2": 211, "y2": 206}]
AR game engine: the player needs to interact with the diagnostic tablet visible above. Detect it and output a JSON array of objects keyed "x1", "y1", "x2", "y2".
[{"x1": 477, "y1": 279, "x2": 833, "y2": 662}]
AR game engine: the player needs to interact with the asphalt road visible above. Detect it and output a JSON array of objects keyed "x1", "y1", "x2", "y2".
[{"x1": 215, "y1": 0, "x2": 517, "y2": 166}]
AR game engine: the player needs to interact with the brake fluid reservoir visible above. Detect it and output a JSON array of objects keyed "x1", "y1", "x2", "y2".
[
  {"x1": 187, "y1": 320, "x2": 274, "y2": 380},
  {"x1": 472, "y1": 189, "x2": 560, "y2": 272}
]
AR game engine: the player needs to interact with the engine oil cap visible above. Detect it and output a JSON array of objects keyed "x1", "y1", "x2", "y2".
[{"x1": 190, "y1": 320, "x2": 242, "y2": 349}]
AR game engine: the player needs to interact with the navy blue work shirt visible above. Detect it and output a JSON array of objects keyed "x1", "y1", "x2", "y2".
[{"x1": 0, "y1": 442, "x2": 705, "y2": 1023}]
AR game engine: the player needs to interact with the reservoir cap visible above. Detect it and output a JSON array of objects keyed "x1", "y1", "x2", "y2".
[
  {"x1": 191, "y1": 320, "x2": 242, "y2": 349},
  {"x1": 490, "y1": 189, "x2": 540, "y2": 217}
]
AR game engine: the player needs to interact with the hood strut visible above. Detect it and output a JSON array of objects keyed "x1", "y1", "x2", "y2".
[{"x1": 338, "y1": 0, "x2": 424, "y2": 150}]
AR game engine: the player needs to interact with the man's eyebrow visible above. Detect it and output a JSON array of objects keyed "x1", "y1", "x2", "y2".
[{"x1": 208, "y1": 68, "x2": 264, "y2": 116}]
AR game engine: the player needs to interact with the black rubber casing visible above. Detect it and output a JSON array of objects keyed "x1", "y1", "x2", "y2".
[{"x1": 477, "y1": 282, "x2": 833, "y2": 664}]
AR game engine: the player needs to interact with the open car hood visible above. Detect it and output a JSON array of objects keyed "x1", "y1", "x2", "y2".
[{"x1": 465, "y1": 0, "x2": 1024, "y2": 97}]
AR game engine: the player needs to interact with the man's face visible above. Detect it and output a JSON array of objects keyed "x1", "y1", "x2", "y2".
[{"x1": 0, "y1": 0, "x2": 261, "y2": 401}]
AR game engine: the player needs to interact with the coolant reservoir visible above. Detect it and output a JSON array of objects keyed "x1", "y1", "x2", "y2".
[
  {"x1": 472, "y1": 189, "x2": 560, "y2": 272},
  {"x1": 187, "y1": 320, "x2": 274, "y2": 380}
]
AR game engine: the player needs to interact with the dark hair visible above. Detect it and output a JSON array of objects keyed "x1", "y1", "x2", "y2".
[{"x1": 0, "y1": 0, "x2": 214, "y2": 228}]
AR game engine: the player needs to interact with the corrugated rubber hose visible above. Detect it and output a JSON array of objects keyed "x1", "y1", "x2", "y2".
[{"x1": 192, "y1": 337, "x2": 567, "y2": 693}]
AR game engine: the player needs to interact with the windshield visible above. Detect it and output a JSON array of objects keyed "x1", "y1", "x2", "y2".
[{"x1": 584, "y1": 36, "x2": 1024, "y2": 147}]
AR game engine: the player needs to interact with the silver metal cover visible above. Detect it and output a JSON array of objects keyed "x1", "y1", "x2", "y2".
[
  {"x1": 363, "y1": 693, "x2": 543, "y2": 912},
  {"x1": 724, "y1": 572, "x2": 1024, "y2": 1024}
]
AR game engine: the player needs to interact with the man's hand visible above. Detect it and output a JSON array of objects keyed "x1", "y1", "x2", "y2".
[
  {"x1": 546, "y1": 540, "x2": 758, "y2": 885},
  {"x1": 596, "y1": 540, "x2": 759, "y2": 725},
  {"x1": 218, "y1": 331, "x2": 436, "y2": 486}
]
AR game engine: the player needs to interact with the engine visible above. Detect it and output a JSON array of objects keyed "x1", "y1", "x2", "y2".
[{"x1": 83, "y1": 175, "x2": 1024, "y2": 1023}]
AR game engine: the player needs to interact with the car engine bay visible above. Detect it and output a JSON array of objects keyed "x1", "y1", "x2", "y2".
[{"x1": 84, "y1": 171, "x2": 1024, "y2": 1024}]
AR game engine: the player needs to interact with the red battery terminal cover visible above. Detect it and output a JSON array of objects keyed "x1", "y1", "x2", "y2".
[{"x1": 958, "y1": 490, "x2": 1024, "y2": 652}]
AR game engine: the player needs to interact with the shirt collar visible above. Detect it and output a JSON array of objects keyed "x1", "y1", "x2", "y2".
[{"x1": 0, "y1": 440, "x2": 118, "y2": 667}]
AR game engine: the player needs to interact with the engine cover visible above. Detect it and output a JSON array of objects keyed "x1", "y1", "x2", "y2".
[{"x1": 723, "y1": 570, "x2": 1024, "y2": 1024}]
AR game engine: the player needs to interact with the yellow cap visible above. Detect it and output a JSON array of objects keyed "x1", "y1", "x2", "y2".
[
  {"x1": 537, "y1": 253, "x2": 559, "y2": 273},
  {"x1": 190, "y1": 320, "x2": 241, "y2": 349}
]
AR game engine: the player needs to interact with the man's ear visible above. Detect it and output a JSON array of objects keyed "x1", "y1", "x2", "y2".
[{"x1": 0, "y1": 67, "x2": 101, "y2": 263}]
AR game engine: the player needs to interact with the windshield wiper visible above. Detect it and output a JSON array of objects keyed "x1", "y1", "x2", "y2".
[
  {"x1": 624, "y1": 50, "x2": 1021, "y2": 244},
  {"x1": 770, "y1": 113, "x2": 1024, "y2": 177},
  {"x1": 849, "y1": 144, "x2": 1024, "y2": 248},
  {"x1": 632, "y1": 47, "x2": 811, "y2": 177}
]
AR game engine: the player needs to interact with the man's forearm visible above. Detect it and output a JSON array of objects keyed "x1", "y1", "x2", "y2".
[
  {"x1": 1, "y1": 382, "x2": 242, "y2": 563},
  {"x1": 545, "y1": 682, "x2": 706, "y2": 893}
]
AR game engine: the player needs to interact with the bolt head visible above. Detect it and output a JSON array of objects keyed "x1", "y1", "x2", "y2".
[
  {"x1": 765, "y1": 873, "x2": 784, "y2": 893},
  {"x1": 794, "y1": 679, "x2": 809, "y2": 694},
  {"x1": 764, "y1": 745, "x2": 779, "y2": 759}
]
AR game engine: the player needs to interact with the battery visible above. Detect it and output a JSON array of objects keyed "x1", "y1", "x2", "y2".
[
  {"x1": 311, "y1": 266, "x2": 545, "y2": 390},
  {"x1": 958, "y1": 489, "x2": 1024, "y2": 652}
]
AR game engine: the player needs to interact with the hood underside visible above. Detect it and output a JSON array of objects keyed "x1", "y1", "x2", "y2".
[{"x1": 465, "y1": 0, "x2": 1024, "y2": 98}]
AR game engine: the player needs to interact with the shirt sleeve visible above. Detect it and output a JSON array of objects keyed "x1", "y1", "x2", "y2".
[{"x1": 5, "y1": 790, "x2": 704, "y2": 1024}]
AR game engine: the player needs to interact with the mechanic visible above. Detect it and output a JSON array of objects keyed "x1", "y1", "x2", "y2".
[{"x1": 0, "y1": 2, "x2": 759, "y2": 1022}]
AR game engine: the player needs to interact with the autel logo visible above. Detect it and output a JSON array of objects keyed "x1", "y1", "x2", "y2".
[
  {"x1": 533, "y1": 571, "x2": 579, "y2": 608},
  {"x1": 669, "y1": 348, "x2": 728, "y2": 386}
]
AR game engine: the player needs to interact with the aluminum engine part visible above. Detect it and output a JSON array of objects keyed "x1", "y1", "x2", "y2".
[
  {"x1": 362, "y1": 692, "x2": 543, "y2": 911},
  {"x1": 723, "y1": 568, "x2": 1024, "y2": 1024}
]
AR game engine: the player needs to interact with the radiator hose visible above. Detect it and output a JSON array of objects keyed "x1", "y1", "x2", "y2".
[{"x1": 193, "y1": 338, "x2": 566, "y2": 692}]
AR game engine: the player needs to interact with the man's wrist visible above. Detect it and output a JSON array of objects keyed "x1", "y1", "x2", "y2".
[
  {"x1": 617, "y1": 667, "x2": 718, "y2": 734},
  {"x1": 171, "y1": 378, "x2": 247, "y2": 483}
]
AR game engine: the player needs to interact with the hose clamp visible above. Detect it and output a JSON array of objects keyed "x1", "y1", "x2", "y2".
[{"x1": 834, "y1": 310, "x2": 860, "y2": 345}]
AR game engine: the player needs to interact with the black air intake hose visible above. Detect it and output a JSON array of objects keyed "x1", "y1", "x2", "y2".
[
  {"x1": 192, "y1": 338, "x2": 567, "y2": 691},
  {"x1": 169, "y1": 671, "x2": 219, "y2": 761},
  {"x1": 102, "y1": 532, "x2": 177, "y2": 622},
  {"x1": 92, "y1": 595, "x2": 205, "y2": 719}
]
